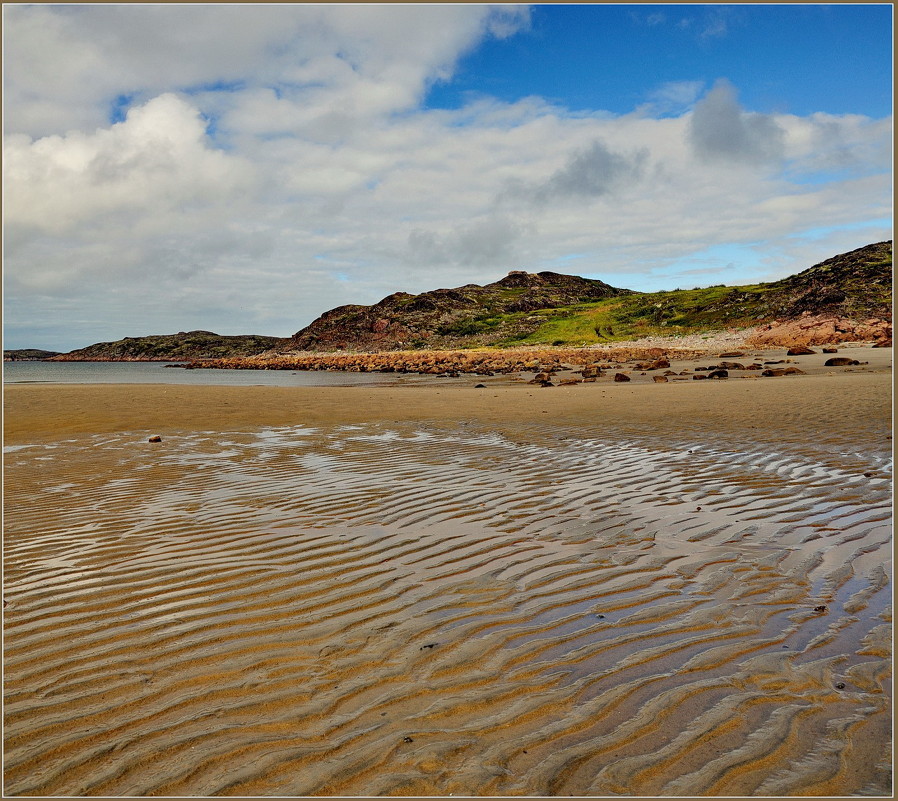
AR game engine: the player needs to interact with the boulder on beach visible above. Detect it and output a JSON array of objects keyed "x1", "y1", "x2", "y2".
[{"x1": 825, "y1": 357, "x2": 860, "y2": 366}]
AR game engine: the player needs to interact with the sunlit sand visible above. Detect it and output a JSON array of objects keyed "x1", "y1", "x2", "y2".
[{"x1": 3, "y1": 347, "x2": 891, "y2": 796}]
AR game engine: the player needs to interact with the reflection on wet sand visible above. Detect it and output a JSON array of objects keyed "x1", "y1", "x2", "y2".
[{"x1": 4, "y1": 408, "x2": 891, "y2": 796}]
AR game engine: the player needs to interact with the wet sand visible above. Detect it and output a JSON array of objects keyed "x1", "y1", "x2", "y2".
[{"x1": 3, "y1": 347, "x2": 892, "y2": 796}]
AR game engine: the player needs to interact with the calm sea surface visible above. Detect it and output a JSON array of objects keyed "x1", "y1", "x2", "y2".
[{"x1": 3, "y1": 361, "x2": 404, "y2": 387}]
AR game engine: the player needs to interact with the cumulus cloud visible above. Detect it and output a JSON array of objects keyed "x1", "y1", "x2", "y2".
[
  {"x1": 5, "y1": 94, "x2": 253, "y2": 238},
  {"x1": 2, "y1": 5, "x2": 891, "y2": 350},
  {"x1": 688, "y1": 79, "x2": 785, "y2": 164}
]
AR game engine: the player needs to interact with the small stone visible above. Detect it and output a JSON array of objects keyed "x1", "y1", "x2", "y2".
[
  {"x1": 835, "y1": 682, "x2": 846, "y2": 690},
  {"x1": 814, "y1": 605, "x2": 827, "y2": 613},
  {"x1": 403, "y1": 737, "x2": 414, "y2": 743},
  {"x1": 474, "y1": 383, "x2": 486, "y2": 388},
  {"x1": 613, "y1": 373, "x2": 630, "y2": 382},
  {"x1": 786, "y1": 346, "x2": 816, "y2": 355},
  {"x1": 148, "y1": 435, "x2": 162, "y2": 443},
  {"x1": 822, "y1": 347, "x2": 838, "y2": 354},
  {"x1": 652, "y1": 375, "x2": 668, "y2": 383},
  {"x1": 825, "y1": 357, "x2": 860, "y2": 366}
]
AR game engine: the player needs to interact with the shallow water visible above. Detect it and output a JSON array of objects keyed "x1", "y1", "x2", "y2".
[
  {"x1": 3, "y1": 419, "x2": 892, "y2": 796},
  {"x1": 2, "y1": 360, "x2": 409, "y2": 387}
]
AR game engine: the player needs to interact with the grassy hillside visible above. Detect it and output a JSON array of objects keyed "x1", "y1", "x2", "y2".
[{"x1": 480, "y1": 241, "x2": 892, "y2": 347}]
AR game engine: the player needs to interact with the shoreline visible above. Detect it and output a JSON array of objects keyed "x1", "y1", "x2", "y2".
[{"x1": 4, "y1": 366, "x2": 890, "y2": 445}]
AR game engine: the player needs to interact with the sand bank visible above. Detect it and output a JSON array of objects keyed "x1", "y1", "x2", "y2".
[{"x1": 3, "y1": 348, "x2": 892, "y2": 796}]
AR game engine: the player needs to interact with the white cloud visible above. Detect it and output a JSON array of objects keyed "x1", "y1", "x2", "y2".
[{"x1": 2, "y1": 5, "x2": 891, "y2": 350}]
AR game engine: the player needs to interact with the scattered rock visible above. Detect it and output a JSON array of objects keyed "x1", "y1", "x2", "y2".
[
  {"x1": 716, "y1": 361, "x2": 745, "y2": 370},
  {"x1": 787, "y1": 346, "x2": 816, "y2": 355},
  {"x1": 707, "y1": 369, "x2": 728, "y2": 379},
  {"x1": 474, "y1": 383, "x2": 486, "y2": 388},
  {"x1": 420, "y1": 643, "x2": 437, "y2": 650},
  {"x1": 613, "y1": 373, "x2": 631, "y2": 382},
  {"x1": 148, "y1": 435, "x2": 162, "y2": 443},
  {"x1": 403, "y1": 737, "x2": 414, "y2": 743},
  {"x1": 652, "y1": 375, "x2": 668, "y2": 383},
  {"x1": 822, "y1": 347, "x2": 838, "y2": 354},
  {"x1": 835, "y1": 682, "x2": 846, "y2": 690},
  {"x1": 718, "y1": 351, "x2": 745, "y2": 357},
  {"x1": 558, "y1": 378, "x2": 581, "y2": 386},
  {"x1": 824, "y1": 357, "x2": 860, "y2": 366},
  {"x1": 814, "y1": 605, "x2": 827, "y2": 613},
  {"x1": 764, "y1": 360, "x2": 785, "y2": 365},
  {"x1": 692, "y1": 374, "x2": 708, "y2": 380}
]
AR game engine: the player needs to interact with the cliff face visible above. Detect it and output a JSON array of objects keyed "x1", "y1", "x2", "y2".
[
  {"x1": 290, "y1": 271, "x2": 635, "y2": 351},
  {"x1": 50, "y1": 331, "x2": 290, "y2": 361}
]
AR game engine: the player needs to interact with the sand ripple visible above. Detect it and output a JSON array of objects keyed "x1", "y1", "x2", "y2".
[{"x1": 3, "y1": 420, "x2": 891, "y2": 796}]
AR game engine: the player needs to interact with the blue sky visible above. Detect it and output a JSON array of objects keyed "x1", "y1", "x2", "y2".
[
  {"x1": 426, "y1": 5, "x2": 893, "y2": 117},
  {"x1": 3, "y1": 4, "x2": 893, "y2": 351}
]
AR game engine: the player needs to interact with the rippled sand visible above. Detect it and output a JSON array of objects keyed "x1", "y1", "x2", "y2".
[{"x1": 3, "y1": 370, "x2": 892, "y2": 796}]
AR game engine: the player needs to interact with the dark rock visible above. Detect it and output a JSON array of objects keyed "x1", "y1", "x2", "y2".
[
  {"x1": 787, "y1": 346, "x2": 816, "y2": 355},
  {"x1": 613, "y1": 373, "x2": 631, "y2": 382},
  {"x1": 718, "y1": 351, "x2": 745, "y2": 357},
  {"x1": 692, "y1": 374, "x2": 708, "y2": 380},
  {"x1": 652, "y1": 375, "x2": 668, "y2": 383},
  {"x1": 814, "y1": 605, "x2": 827, "y2": 613},
  {"x1": 148, "y1": 435, "x2": 162, "y2": 443},
  {"x1": 824, "y1": 357, "x2": 860, "y2": 366},
  {"x1": 474, "y1": 383, "x2": 486, "y2": 388},
  {"x1": 822, "y1": 347, "x2": 838, "y2": 354},
  {"x1": 764, "y1": 360, "x2": 785, "y2": 365},
  {"x1": 716, "y1": 361, "x2": 745, "y2": 370},
  {"x1": 707, "y1": 369, "x2": 728, "y2": 379}
]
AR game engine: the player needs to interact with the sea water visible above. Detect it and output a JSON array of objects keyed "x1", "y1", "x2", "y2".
[{"x1": 2, "y1": 360, "x2": 405, "y2": 387}]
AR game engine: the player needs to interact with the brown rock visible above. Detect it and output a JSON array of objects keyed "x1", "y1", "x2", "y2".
[
  {"x1": 692, "y1": 374, "x2": 708, "y2": 380},
  {"x1": 872, "y1": 339, "x2": 892, "y2": 348},
  {"x1": 822, "y1": 347, "x2": 838, "y2": 354},
  {"x1": 652, "y1": 375, "x2": 668, "y2": 383},
  {"x1": 707, "y1": 369, "x2": 728, "y2": 379},
  {"x1": 613, "y1": 373, "x2": 631, "y2": 382},
  {"x1": 824, "y1": 357, "x2": 860, "y2": 366},
  {"x1": 718, "y1": 351, "x2": 745, "y2": 357},
  {"x1": 787, "y1": 346, "x2": 816, "y2": 355},
  {"x1": 148, "y1": 435, "x2": 162, "y2": 443}
]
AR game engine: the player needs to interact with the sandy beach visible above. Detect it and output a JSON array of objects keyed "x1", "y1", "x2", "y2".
[{"x1": 3, "y1": 346, "x2": 892, "y2": 796}]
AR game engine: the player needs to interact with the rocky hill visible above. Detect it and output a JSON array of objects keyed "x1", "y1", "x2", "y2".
[
  {"x1": 3, "y1": 349, "x2": 62, "y2": 361},
  {"x1": 50, "y1": 331, "x2": 289, "y2": 361},
  {"x1": 287, "y1": 241, "x2": 891, "y2": 351},
  {"x1": 290, "y1": 271, "x2": 635, "y2": 351}
]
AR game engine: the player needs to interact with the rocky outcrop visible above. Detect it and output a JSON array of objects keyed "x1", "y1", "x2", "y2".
[
  {"x1": 745, "y1": 314, "x2": 892, "y2": 348},
  {"x1": 51, "y1": 331, "x2": 289, "y2": 361},
  {"x1": 3, "y1": 349, "x2": 61, "y2": 361},
  {"x1": 290, "y1": 270, "x2": 634, "y2": 352}
]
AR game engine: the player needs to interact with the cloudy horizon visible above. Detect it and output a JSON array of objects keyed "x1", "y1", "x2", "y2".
[{"x1": 3, "y1": 4, "x2": 892, "y2": 351}]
